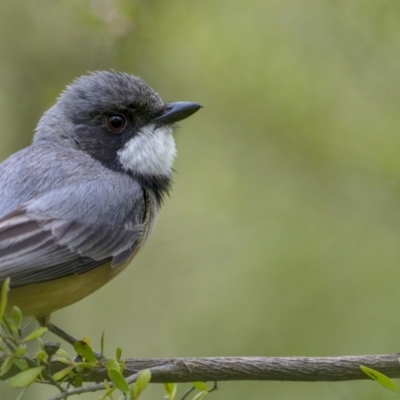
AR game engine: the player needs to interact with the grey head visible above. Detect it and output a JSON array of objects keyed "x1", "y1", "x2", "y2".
[{"x1": 34, "y1": 71, "x2": 201, "y2": 203}]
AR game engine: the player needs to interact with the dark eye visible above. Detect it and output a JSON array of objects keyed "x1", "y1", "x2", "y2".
[{"x1": 107, "y1": 114, "x2": 126, "y2": 132}]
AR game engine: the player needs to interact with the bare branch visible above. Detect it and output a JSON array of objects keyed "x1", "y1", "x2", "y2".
[{"x1": 1, "y1": 353, "x2": 400, "y2": 384}]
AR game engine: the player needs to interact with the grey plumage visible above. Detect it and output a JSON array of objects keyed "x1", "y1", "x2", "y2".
[
  {"x1": 0, "y1": 144, "x2": 147, "y2": 287},
  {"x1": 0, "y1": 70, "x2": 200, "y2": 304}
]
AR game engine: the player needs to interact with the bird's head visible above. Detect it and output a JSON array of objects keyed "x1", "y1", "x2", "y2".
[{"x1": 34, "y1": 71, "x2": 201, "y2": 182}]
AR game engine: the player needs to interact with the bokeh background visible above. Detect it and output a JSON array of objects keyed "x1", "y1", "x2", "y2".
[{"x1": 2, "y1": 1, "x2": 400, "y2": 399}]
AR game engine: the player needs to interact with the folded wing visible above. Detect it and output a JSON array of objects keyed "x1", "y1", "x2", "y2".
[{"x1": 0, "y1": 206, "x2": 144, "y2": 288}]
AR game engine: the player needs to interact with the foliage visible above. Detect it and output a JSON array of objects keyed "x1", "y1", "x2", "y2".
[
  {"x1": 361, "y1": 365, "x2": 400, "y2": 393},
  {"x1": 0, "y1": 280, "x2": 214, "y2": 400}
]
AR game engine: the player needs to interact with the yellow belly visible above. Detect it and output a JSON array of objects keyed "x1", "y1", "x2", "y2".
[{"x1": 6, "y1": 260, "x2": 130, "y2": 319}]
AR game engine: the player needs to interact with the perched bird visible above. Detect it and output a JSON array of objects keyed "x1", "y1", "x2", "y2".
[{"x1": 0, "y1": 71, "x2": 201, "y2": 343}]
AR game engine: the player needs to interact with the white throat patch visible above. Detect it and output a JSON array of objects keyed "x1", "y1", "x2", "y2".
[{"x1": 117, "y1": 125, "x2": 176, "y2": 176}]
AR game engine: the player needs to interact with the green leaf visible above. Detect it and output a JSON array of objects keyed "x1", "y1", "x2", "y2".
[
  {"x1": 52, "y1": 357, "x2": 72, "y2": 365},
  {"x1": 13, "y1": 358, "x2": 28, "y2": 371},
  {"x1": 37, "y1": 338, "x2": 45, "y2": 351},
  {"x1": 74, "y1": 374, "x2": 83, "y2": 387},
  {"x1": 35, "y1": 350, "x2": 48, "y2": 363},
  {"x1": 7, "y1": 318, "x2": 19, "y2": 334},
  {"x1": 0, "y1": 278, "x2": 10, "y2": 321},
  {"x1": 52, "y1": 366, "x2": 75, "y2": 381},
  {"x1": 100, "y1": 331, "x2": 105, "y2": 357},
  {"x1": 164, "y1": 383, "x2": 177, "y2": 400},
  {"x1": 8, "y1": 366, "x2": 44, "y2": 388},
  {"x1": 22, "y1": 327, "x2": 48, "y2": 342},
  {"x1": 104, "y1": 378, "x2": 111, "y2": 390},
  {"x1": 101, "y1": 379, "x2": 116, "y2": 400},
  {"x1": 119, "y1": 359, "x2": 125, "y2": 373},
  {"x1": 73, "y1": 340, "x2": 97, "y2": 363},
  {"x1": 108, "y1": 368, "x2": 129, "y2": 394},
  {"x1": 15, "y1": 345, "x2": 27, "y2": 357},
  {"x1": 2, "y1": 315, "x2": 16, "y2": 336},
  {"x1": 0, "y1": 356, "x2": 15, "y2": 376},
  {"x1": 101, "y1": 387, "x2": 116, "y2": 400},
  {"x1": 116, "y1": 347, "x2": 122, "y2": 361},
  {"x1": 131, "y1": 369, "x2": 151, "y2": 399},
  {"x1": 106, "y1": 359, "x2": 120, "y2": 372},
  {"x1": 74, "y1": 361, "x2": 97, "y2": 369},
  {"x1": 193, "y1": 382, "x2": 209, "y2": 391},
  {"x1": 11, "y1": 306, "x2": 22, "y2": 330},
  {"x1": 360, "y1": 365, "x2": 400, "y2": 392},
  {"x1": 56, "y1": 348, "x2": 71, "y2": 358}
]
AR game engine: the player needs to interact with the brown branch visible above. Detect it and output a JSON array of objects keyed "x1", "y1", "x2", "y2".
[{"x1": 2, "y1": 353, "x2": 400, "y2": 383}]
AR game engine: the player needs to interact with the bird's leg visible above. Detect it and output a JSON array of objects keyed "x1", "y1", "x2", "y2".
[
  {"x1": 47, "y1": 323, "x2": 104, "y2": 361},
  {"x1": 46, "y1": 322, "x2": 78, "y2": 346},
  {"x1": 37, "y1": 317, "x2": 104, "y2": 361},
  {"x1": 37, "y1": 316, "x2": 78, "y2": 346}
]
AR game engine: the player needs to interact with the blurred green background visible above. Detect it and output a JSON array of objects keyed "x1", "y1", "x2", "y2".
[{"x1": 1, "y1": 0, "x2": 400, "y2": 399}]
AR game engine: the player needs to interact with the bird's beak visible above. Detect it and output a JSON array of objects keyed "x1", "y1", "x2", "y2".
[{"x1": 153, "y1": 102, "x2": 202, "y2": 125}]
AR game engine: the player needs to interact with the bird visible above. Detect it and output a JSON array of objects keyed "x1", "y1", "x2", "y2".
[{"x1": 0, "y1": 71, "x2": 201, "y2": 344}]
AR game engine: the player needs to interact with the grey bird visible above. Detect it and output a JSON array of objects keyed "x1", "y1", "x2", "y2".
[{"x1": 0, "y1": 71, "x2": 201, "y2": 343}]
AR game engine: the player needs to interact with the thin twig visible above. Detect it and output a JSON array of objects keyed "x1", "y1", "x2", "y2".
[
  {"x1": 180, "y1": 386, "x2": 195, "y2": 400},
  {"x1": 46, "y1": 366, "x2": 170, "y2": 400}
]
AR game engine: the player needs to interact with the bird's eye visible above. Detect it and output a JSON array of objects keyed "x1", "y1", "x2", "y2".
[{"x1": 107, "y1": 114, "x2": 126, "y2": 132}]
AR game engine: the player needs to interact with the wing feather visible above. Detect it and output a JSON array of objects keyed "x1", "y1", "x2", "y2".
[
  {"x1": 0, "y1": 207, "x2": 143, "y2": 288},
  {"x1": 0, "y1": 146, "x2": 149, "y2": 289}
]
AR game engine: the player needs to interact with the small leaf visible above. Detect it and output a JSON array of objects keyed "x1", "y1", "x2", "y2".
[
  {"x1": 52, "y1": 357, "x2": 72, "y2": 365},
  {"x1": 0, "y1": 278, "x2": 10, "y2": 321},
  {"x1": 82, "y1": 336, "x2": 91, "y2": 345},
  {"x1": 13, "y1": 358, "x2": 28, "y2": 371},
  {"x1": 56, "y1": 348, "x2": 71, "y2": 358},
  {"x1": 100, "y1": 331, "x2": 105, "y2": 357},
  {"x1": 164, "y1": 383, "x2": 177, "y2": 400},
  {"x1": 35, "y1": 350, "x2": 48, "y2": 363},
  {"x1": 74, "y1": 361, "x2": 97, "y2": 369},
  {"x1": 37, "y1": 338, "x2": 45, "y2": 351},
  {"x1": 11, "y1": 306, "x2": 22, "y2": 330},
  {"x1": 74, "y1": 374, "x2": 83, "y2": 387},
  {"x1": 119, "y1": 359, "x2": 125, "y2": 373},
  {"x1": 2, "y1": 316, "x2": 16, "y2": 335},
  {"x1": 106, "y1": 359, "x2": 120, "y2": 372},
  {"x1": 108, "y1": 368, "x2": 129, "y2": 394},
  {"x1": 8, "y1": 366, "x2": 44, "y2": 388},
  {"x1": 22, "y1": 327, "x2": 48, "y2": 342},
  {"x1": 15, "y1": 345, "x2": 27, "y2": 357},
  {"x1": 73, "y1": 340, "x2": 97, "y2": 363},
  {"x1": 102, "y1": 378, "x2": 116, "y2": 400},
  {"x1": 116, "y1": 347, "x2": 122, "y2": 361},
  {"x1": 131, "y1": 369, "x2": 151, "y2": 399},
  {"x1": 193, "y1": 382, "x2": 208, "y2": 391},
  {"x1": 52, "y1": 366, "x2": 75, "y2": 381},
  {"x1": 102, "y1": 388, "x2": 116, "y2": 400},
  {"x1": 104, "y1": 378, "x2": 111, "y2": 390},
  {"x1": 360, "y1": 365, "x2": 400, "y2": 392},
  {"x1": 8, "y1": 318, "x2": 19, "y2": 334},
  {"x1": 0, "y1": 356, "x2": 15, "y2": 376}
]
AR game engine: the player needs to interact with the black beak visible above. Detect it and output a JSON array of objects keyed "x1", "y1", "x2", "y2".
[{"x1": 153, "y1": 102, "x2": 202, "y2": 125}]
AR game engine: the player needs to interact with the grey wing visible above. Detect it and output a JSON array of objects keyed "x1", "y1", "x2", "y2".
[
  {"x1": 0, "y1": 147, "x2": 148, "y2": 288},
  {"x1": 0, "y1": 206, "x2": 144, "y2": 289}
]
